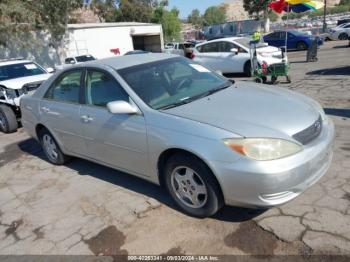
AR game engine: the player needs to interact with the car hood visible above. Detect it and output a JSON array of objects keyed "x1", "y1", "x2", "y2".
[
  {"x1": 0, "y1": 74, "x2": 51, "y2": 90},
  {"x1": 164, "y1": 81, "x2": 320, "y2": 139}
]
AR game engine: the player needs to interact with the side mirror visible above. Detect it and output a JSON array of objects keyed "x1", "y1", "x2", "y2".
[
  {"x1": 230, "y1": 48, "x2": 238, "y2": 54},
  {"x1": 70, "y1": 60, "x2": 76, "y2": 64},
  {"x1": 46, "y1": 67, "x2": 54, "y2": 73},
  {"x1": 107, "y1": 100, "x2": 139, "y2": 115}
]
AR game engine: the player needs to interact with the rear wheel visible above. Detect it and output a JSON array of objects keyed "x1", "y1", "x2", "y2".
[
  {"x1": 164, "y1": 153, "x2": 224, "y2": 217},
  {"x1": 39, "y1": 128, "x2": 69, "y2": 165},
  {"x1": 0, "y1": 104, "x2": 18, "y2": 133},
  {"x1": 244, "y1": 61, "x2": 252, "y2": 77},
  {"x1": 296, "y1": 41, "x2": 307, "y2": 51},
  {"x1": 339, "y1": 33, "x2": 348, "y2": 40}
]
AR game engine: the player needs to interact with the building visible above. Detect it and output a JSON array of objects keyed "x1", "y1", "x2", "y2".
[{"x1": 65, "y1": 22, "x2": 164, "y2": 58}]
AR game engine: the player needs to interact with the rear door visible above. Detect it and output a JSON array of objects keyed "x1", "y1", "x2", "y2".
[
  {"x1": 79, "y1": 68, "x2": 149, "y2": 177},
  {"x1": 40, "y1": 69, "x2": 85, "y2": 154}
]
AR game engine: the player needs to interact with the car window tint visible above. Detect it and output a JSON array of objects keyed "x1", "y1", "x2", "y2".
[
  {"x1": 45, "y1": 70, "x2": 81, "y2": 103},
  {"x1": 85, "y1": 70, "x2": 128, "y2": 107},
  {"x1": 201, "y1": 42, "x2": 219, "y2": 53},
  {"x1": 65, "y1": 58, "x2": 75, "y2": 64},
  {"x1": 218, "y1": 41, "x2": 236, "y2": 52}
]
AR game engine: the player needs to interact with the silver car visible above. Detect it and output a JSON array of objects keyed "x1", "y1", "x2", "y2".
[{"x1": 21, "y1": 54, "x2": 334, "y2": 217}]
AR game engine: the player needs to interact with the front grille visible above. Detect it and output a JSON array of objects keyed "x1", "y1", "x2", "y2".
[{"x1": 293, "y1": 115, "x2": 323, "y2": 145}]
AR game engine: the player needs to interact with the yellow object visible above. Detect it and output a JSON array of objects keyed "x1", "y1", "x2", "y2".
[{"x1": 252, "y1": 31, "x2": 261, "y2": 41}]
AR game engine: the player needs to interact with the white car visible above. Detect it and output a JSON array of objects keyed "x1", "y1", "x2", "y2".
[
  {"x1": 329, "y1": 23, "x2": 350, "y2": 40},
  {"x1": 0, "y1": 58, "x2": 52, "y2": 133},
  {"x1": 192, "y1": 37, "x2": 285, "y2": 76}
]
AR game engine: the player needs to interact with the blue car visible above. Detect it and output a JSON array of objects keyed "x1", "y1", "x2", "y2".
[{"x1": 263, "y1": 30, "x2": 323, "y2": 51}]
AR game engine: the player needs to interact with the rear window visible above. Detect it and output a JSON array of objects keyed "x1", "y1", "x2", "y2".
[{"x1": 0, "y1": 62, "x2": 46, "y2": 81}]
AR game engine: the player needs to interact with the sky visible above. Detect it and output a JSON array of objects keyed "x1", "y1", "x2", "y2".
[{"x1": 168, "y1": 0, "x2": 223, "y2": 19}]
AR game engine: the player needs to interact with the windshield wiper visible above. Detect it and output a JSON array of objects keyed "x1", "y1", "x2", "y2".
[{"x1": 158, "y1": 80, "x2": 233, "y2": 110}]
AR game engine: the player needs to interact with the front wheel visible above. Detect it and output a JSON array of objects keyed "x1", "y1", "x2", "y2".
[
  {"x1": 244, "y1": 62, "x2": 252, "y2": 77},
  {"x1": 296, "y1": 41, "x2": 307, "y2": 51},
  {"x1": 0, "y1": 104, "x2": 18, "y2": 133},
  {"x1": 164, "y1": 154, "x2": 223, "y2": 217},
  {"x1": 339, "y1": 33, "x2": 348, "y2": 40}
]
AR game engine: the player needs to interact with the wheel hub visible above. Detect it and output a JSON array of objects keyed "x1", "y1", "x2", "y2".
[{"x1": 170, "y1": 166, "x2": 208, "y2": 209}]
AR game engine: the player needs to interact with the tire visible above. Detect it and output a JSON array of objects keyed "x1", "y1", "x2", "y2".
[
  {"x1": 271, "y1": 76, "x2": 278, "y2": 84},
  {"x1": 338, "y1": 33, "x2": 348, "y2": 41},
  {"x1": 286, "y1": 75, "x2": 291, "y2": 83},
  {"x1": 255, "y1": 78, "x2": 263, "y2": 83},
  {"x1": 244, "y1": 61, "x2": 252, "y2": 77},
  {"x1": 296, "y1": 41, "x2": 307, "y2": 51},
  {"x1": 0, "y1": 104, "x2": 18, "y2": 133},
  {"x1": 164, "y1": 153, "x2": 224, "y2": 217},
  {"x1": 39, "y1": 128, "x2": 68, "y2": 165}
]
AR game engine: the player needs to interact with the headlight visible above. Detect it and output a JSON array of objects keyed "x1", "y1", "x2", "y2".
[
  {"x1": 223, "y1": 138, "x2": 302, "y2": 161},
  {"x1": 5, "y1": 89, "x2": 17, "y2": 99}
]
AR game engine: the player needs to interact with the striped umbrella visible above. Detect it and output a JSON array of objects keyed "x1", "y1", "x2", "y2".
[{"x1": 284, "y1": 0, "x2": 324, "y2": 13}]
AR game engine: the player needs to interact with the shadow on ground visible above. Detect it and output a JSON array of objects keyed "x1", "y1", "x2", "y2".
[
  {"x1": 307, "y1": 65, "x2": 350, "y2": 76},
  {"x1": 16, "y1": 138, "x2": 265, "y2": 222},
  {"x1": 324, "y1": 108, "x2": 350, "y2": 118}
]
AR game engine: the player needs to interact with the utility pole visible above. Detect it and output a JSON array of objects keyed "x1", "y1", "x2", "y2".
[{"x1": 323, "y1": 0, "x2": 327, "y2": 33}]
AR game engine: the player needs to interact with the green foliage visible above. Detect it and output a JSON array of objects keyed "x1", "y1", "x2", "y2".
[
  {"x1": 115, "y1": 0, "x2": 153, "y2": 22},
  {"x1": 187, "y1": 9, "x2": 203, "y2": 28},
  {"x1": 90, "y1": 0, "x2": 116, "y2": 22},
  {"x1": 203, "y1": 6, "x2": 226, "y2": 26},
  {"x1": 160, "y1": 10, "x2": 181, "y2": 42},
  {"x1": 243, "y1": 0, "x2": 270, "y2": 16},
  {"x1": 339, "y1": 0, "x2": 350, "y2": 5},
  {"x1": 268, "y1": 10, "x2": 279, "y2": 22}
]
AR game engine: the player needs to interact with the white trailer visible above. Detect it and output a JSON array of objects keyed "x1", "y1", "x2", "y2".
[{"x1": 65, "y1": 22, "x2": 164, "y2": 59}]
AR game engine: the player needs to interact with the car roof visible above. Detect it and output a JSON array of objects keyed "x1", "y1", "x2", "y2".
[
  {"x1": 84, "y1": 53, "x2": 179, "y2": 70},
  {"x1": 197, "y1": 37, "x2": 246, "y2": 45},
  {"x1": 0, "y1": 60, "x2": 33, "y2": 66}
]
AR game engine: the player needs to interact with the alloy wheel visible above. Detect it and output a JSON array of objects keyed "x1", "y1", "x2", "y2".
[{"x1": 170, "y1": 166, "x2": 208, "y2": 208}]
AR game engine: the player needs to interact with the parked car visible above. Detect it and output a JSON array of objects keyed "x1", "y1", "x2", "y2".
[
  {"x1": 328, "y1": 23, "x2": 350, "y2": 40},
  {"x1": 263, "y1": 30, "x2": 323, "y2": 51},
  {"x1": 0, "y1": 58, "x2": 52, "y2": 133},
  {"x1": 21, "y1": 54, "x2": 334, "y2": 217},
  {"x1": 192, "y1": 37, "x2": 284, "y2": 76},
  {"x1": 64, "y1": 54, "x2": 96, "y2": 65},
  {"x1": 337, "y1": 19, "x2": 350, "y2": 26},
  {"x1": 124, "y1": 50, "x2": 151, "y2": 55},
  {"x1": 164, "y1": 42, "x2": 195, "y2": 58}
]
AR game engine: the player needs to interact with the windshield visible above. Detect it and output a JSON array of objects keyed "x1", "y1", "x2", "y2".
[
  {"x1": 76, "y1": 55, "x2": 95, "y2": 62},
  {"x1": 0, "y1": 62, "x2": 46, "y2": 81},
  {"x1": 118, "y1": 57, "x2": 230, "y2": 110}
]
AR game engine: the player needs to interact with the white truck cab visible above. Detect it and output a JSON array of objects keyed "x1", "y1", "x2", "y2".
[{"x1": 0, "y1": 58, "x2": 52, "y2": 133}]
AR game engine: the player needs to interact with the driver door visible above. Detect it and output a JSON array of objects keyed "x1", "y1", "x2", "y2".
[{"x1": 79, "y1": 68, "x2": 149, "y2": 177}]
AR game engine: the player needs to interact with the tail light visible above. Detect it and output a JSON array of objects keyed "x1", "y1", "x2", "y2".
[{"x1": 190, "y1": 53, "x2": 195, "y2": 59}]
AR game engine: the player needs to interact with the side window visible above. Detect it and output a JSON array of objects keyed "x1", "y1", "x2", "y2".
[
  {"x1": 218, "y1": 41, "x2": 236, "y2": 52},
  {"x1": 44, "y1": 70, "x2": 81, "y2": 103},
  {"x1": 65, "y1": 58, "x2": 75, "y2": 64},
  {"x1": 202, "y1": 42, "x2": 219, "y2": 53},
  {"x1": 279, "y1": 32, "x2": 286, "y2": 40},
  {"x1": 85, "y1": 70, "x2": 128, "y2": 107}
]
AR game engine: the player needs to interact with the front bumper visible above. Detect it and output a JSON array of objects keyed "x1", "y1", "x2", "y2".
[{"x1": 210, "y1": 117, "x2": 335, "y2": 208}]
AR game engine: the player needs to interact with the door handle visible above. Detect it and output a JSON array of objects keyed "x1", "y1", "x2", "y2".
[
  {"x1": 41, "y1": 106, "x2": 50, "y2": 113},
  {"x1": 81, "y1": 115, "x2": 93, "y2": 123}
]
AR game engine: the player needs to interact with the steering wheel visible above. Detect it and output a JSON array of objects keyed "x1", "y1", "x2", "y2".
[{"x1": 175, "y1": 78, "x2": 192, "y2": 92}]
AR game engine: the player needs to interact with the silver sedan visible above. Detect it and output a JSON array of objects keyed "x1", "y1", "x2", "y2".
[{"x1": 21, "y1": 54, "x2": 334, "y2": 217}]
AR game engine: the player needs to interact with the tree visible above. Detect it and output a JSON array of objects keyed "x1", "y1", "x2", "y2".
[
  {"x1": 115, "y1": 0, "x2": 153, "y2": 22},
  {"x1": 187, "y1": 9, "x2": 203, "y2": 28},
  {"x1": 243, "y1": 0, "x2": 270, "y2": 32},
  {"x1": 90, "y1": 0, "x2": 117, "y2": 22},
  {"x1": 203, "y1": 6, "x2": 226, "y2": 26},
  {"x1": 161, "y1": 10, "x2": 181, "y2": 42}
]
